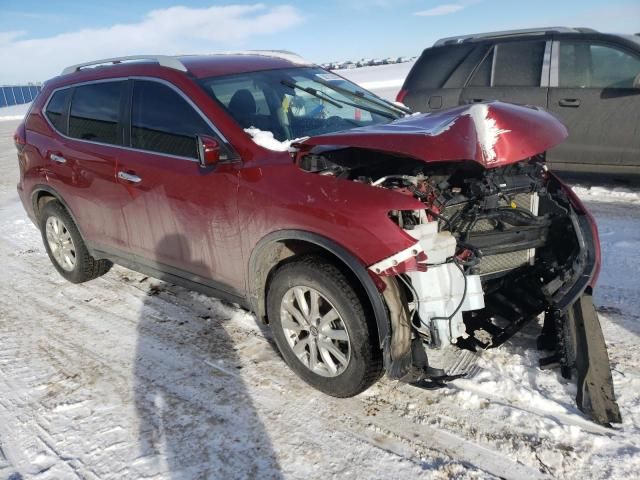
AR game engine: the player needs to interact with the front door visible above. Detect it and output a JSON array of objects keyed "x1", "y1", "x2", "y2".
[
  {"x1": 116, "y1": 79, "x2": 244, "y2": 293},
  {"x1": 546, "y1": 39, "x2": 640, "y2": 172}
]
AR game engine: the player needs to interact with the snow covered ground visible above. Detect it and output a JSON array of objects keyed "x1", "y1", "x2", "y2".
[
  {"x1": 0, "y1": 103, "x2": 31, "y2": 122},
  {"x1": 336, "y1": 62, "x2": 415, "y2": 101},
  {"x1": 1, "y1": 67, "x2": 640, "y2": 479}
]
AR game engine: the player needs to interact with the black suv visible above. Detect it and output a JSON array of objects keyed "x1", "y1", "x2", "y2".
[{"x1": 399, "y1": 27, "x2": 640, "y2": 176}]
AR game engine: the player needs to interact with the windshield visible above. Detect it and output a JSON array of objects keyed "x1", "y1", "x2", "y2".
[{"x1": 199, "y1": 67, "x2": 402, "y2": 142}]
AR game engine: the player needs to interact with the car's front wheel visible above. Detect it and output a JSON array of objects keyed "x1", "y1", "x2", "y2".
[
  {"x1": 39, "y1": 201, "x2": 112, "y2": 283},
  {"x1": 267, "y1": 256, "x2": 383, "y2": 397}
]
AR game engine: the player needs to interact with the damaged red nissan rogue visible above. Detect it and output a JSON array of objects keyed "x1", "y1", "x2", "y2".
[{"x1": 15, "y1": 52, "x2": 620, "y2": 425}]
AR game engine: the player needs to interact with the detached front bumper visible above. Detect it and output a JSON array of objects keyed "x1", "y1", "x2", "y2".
[
  {"x1": 550, "y1": 201, "x2": 599, "y2": 313},
  {"x1": 541, "y1": 184, "x2": 621, "y2": 426}
]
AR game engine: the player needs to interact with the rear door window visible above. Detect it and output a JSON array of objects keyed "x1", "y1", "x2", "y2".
[
  {"x1": 69, "y1": 81, "x2": 124, "y2": 145},
  {"x1": 468, "y1": 49, "x2": 494, "y2": 87},
  {"x1": 492, "y1": 40, "x2": 546, "y2": 87},
  {"x1": 559, "y1": 41, "x2": 640, "y2": 88},
  {"x1": 130, "y1": 80, "x2": 217, "y2": 159},
  {"x1": 45, "y1": 89, "x2": 70, "y2": 134}
]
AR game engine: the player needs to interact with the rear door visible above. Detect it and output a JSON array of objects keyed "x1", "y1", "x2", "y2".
[
  {"x1": 546, "y1": 38, "x2": 640, "y2": 172},
  {"x1": 460, "y1": 39, "x2": 549, "y2": 108},
  {"x1": 43, "y1": 80, "x2": 129, "y2": 250},
  {"x1": 116, "y1": 79, "x2": 244, "y2": 293}
]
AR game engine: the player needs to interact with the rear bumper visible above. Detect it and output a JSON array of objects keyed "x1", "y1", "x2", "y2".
[{"x1": 17, "y1": 183, "x2": 38, "y2": 226}]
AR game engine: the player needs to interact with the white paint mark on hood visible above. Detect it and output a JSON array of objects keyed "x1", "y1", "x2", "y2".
[{"x1": 466, "y1": 104, "x2": 510, "y2": 163}]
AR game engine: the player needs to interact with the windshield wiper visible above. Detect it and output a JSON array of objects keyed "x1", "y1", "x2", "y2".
[
  {"x1": 316, "y1": 79, "x2": 412, "y2": 116},
  {"x1": 282, "y1": 80, "x2": 397, "y2": 120},
  {"x1": 281, "y1": 80, "x2": 344, "y2": 109}
]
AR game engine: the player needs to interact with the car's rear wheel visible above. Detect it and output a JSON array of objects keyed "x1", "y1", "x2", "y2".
[
  {"x1": 267, "y1": 256, "x2": 383, "y2": 397},
  {"x1": 39, "y1": 201, "x2": 112, "y2": 283}
]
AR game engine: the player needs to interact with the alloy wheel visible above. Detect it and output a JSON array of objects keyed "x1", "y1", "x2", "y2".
[
  {"x1": 45, "y1": 215, "x2": 76, "y2": 272},
  {"x1": 280, "y1": 286, "x2": 351, "y2": 377}
]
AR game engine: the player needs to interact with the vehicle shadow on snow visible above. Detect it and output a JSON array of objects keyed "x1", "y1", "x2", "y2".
[{"x1": 133, "y1": 234, "x2": 283, "y2": 479}]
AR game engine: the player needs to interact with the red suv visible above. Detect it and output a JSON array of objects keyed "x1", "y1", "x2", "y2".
[{"x1": 14, "y1": 52, "x2": 620, "y2": 424}]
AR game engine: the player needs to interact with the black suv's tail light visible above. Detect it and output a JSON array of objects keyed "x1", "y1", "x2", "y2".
[{"x1": 396, "y1": 89, "x2": 408, "y2": 104}]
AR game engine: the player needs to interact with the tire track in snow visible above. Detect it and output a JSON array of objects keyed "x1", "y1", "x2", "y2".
[{"x1": 336, "y1": 397, "x2": 550, "y2": 480}]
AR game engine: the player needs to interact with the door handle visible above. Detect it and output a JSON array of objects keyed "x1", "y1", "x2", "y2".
[
  {"x1": 558, "y1": 98, "x2": 581, "y2": 107},
  {"x1": 118, "y1": 171, "x2": 142, "y2": 183},
  {"x1": 49, "y1": 153, "x2": 66, "y2": 164}
]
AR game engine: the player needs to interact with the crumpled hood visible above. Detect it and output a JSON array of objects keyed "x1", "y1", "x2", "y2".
[{"x1": 296, "y1": 101, "x2": 568, "y2": 167}]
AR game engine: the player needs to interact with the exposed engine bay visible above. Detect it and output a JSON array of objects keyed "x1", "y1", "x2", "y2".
[{"x1": 300, "y1": 148, "x2": 621, "y2": 425}]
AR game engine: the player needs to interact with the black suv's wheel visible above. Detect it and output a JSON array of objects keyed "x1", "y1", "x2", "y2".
[
  {"x1": 39, "y1": 201, "x2": 112, "y2": 283},
  {"x1": 267, "y1": 256, "x2": 383, "y2": 397}
]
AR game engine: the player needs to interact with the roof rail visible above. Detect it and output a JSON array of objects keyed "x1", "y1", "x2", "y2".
[
  {"x1": 433, "y1": 27, "x2": 598, "y2": 46},
  {"x1": 223, "y1": 49, "x2": 309, "y2": 64},
  {"x1": 61, "y1": 55, "x2": 187, "y2": 75}
]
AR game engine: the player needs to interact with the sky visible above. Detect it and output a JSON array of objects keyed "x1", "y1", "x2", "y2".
[{"x1": 0, "y1": 0, "x2": 638, "y2": 84}]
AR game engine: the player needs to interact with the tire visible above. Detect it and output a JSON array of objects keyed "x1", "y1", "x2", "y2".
[
  {"x1": 39, "y1": 201, "x2": 112, "y2": 283},
  {"x1": 267, "y1": 255, "x2": 383, "y2": 397}
]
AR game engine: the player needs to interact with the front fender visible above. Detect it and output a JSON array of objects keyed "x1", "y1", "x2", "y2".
[{"x1": 248, "y1": 229, "x2": 391, "y2": 348}]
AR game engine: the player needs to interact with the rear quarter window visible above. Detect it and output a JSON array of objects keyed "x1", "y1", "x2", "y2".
[
  {"x1": 404, "y1": 44, "x2": 475, "y2": 90},
  {"x1": 45, "y1": 89, "x2": 70, "y2": 134}
]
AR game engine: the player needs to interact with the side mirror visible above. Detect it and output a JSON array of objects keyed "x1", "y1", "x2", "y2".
[
  {"x1": 197, "y1": 135, "x2": 221, "y2": 167},
  {"x1": 634, "y1": 73, "x2": 640, "y2": 89}
]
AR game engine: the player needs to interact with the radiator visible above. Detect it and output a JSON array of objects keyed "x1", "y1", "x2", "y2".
[{"x1": 441, "y1": 192, "x2": 539, "y2": 276}]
